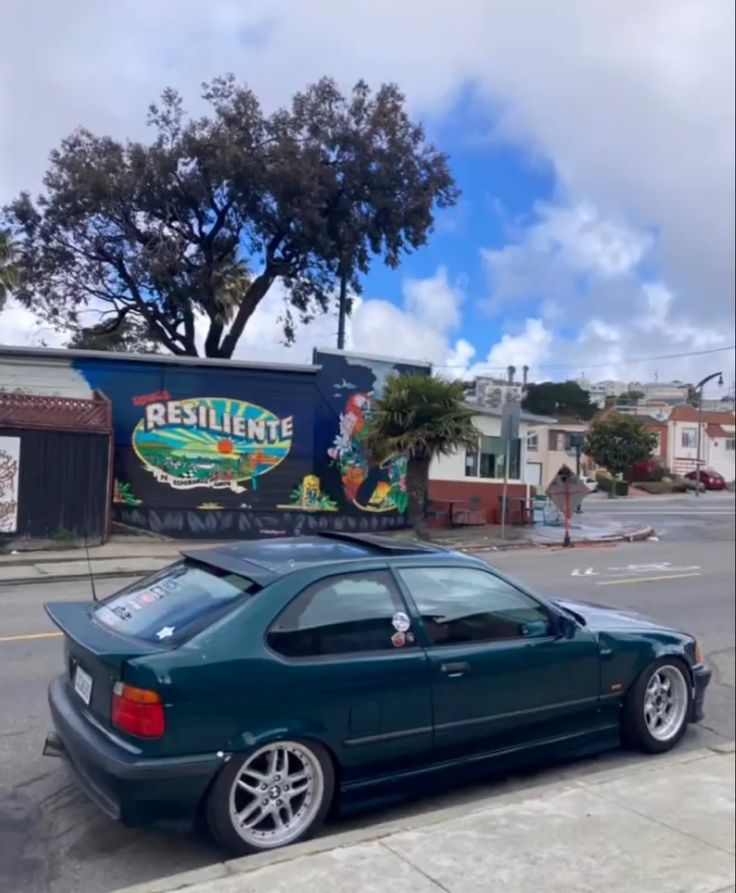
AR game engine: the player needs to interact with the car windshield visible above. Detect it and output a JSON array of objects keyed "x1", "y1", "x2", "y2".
[{"x1": 94, "y1": 560, "x2": 257, "y2": 645}]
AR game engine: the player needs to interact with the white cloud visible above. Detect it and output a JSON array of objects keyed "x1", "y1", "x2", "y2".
[
  {"x1": 0, "y1": 1, "x2": 733, "y2": 387},
  {"x1": 458, "y1": 318, "x2": 554, "y2": 380},
  {"x1": 0, "y1": 298, "x2": 68, "y2": 348},
  {"x1": 479, "y1": 201, "x2": 734, "y2": 385}
]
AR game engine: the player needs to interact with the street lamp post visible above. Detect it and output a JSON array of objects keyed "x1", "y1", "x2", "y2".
[{"x1": 694, "y1": 372, "x2": 723, "y2": 497}]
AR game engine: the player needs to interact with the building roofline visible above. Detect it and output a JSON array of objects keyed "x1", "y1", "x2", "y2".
[
  {"x1": 464, "y1": 401, "x2": 555, "y2": 423},
  {"x1": 0, "y1": 344, "x2": 321, "y2": 375},
  {"x1": 313, "y1": 347, "x2": 432, "y2": 369}
]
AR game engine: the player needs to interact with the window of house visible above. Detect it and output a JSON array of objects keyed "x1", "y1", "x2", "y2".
[
  {"x1": 682, "y1": 427, "x2": 697, "y2": 448},
  {"x1": 465, "y1": 436, "x2": 520, "y2": 479},
  {"x1": 526, "y1": 432, "x2": 539, "y2": 452},
  {"x1": 398, "y1": 567, "x2": 553, "y2": 646},
  {"x1": 266, "y1": 571, "x2": 414, "y2": 658},
  {"x1": 464, "y1": 450, "x2": 479, "y2": 477},
  {"x1": 478, "y1": 435, "x2": 521, "y2": 479},
  {"x1": 726, "y1": 438, "x2": 735, "y2": 452}
]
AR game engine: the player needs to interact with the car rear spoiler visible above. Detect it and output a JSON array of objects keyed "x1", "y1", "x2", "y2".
[{"x1": 45, "y1": 601, "x2": 162, "y2": 668}]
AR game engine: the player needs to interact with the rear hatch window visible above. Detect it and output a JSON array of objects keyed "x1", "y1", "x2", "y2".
[{"x1": 94, "y1": 560, "x2": 258, "y2": 645}]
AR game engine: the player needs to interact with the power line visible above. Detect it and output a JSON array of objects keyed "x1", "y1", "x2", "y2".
[{"x1": 432, "y1": 344, "x2": 735, "y2": 371}]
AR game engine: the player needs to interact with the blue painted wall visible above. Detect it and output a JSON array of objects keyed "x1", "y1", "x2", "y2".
[{"x1": 69, "y1": 350, "x2": 425, "y2": 539}]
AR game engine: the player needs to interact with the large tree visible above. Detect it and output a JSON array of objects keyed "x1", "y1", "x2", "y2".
[
  {"x1": 522, "y1": 380, "x2": 596, "y2": 420},
  {"x1": 583, "y1": 413, "x2": 658, "y2": 477},
  {"x1": 3, "y1": 77, "x2": 458, "y2": 357},
  {"x1": 365, "y1": 374, "x2": 479, "y2": 538},
  {"x1": 0, "y1": 230, "x2": 19, "y2": 311}
]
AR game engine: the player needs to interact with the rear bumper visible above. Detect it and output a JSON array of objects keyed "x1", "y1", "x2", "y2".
[
  {"x1": 690, "y1": 664, "x2": 712, "y2": 724},
  {"x1": 46, "y1": 675, "x2": 222, "y2": 830}
]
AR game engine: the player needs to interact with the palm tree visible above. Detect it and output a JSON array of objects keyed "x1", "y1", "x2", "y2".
[
  {"x1": 0, "y1": 230, "x2": 19, "y2": 310},
  {"x1": 366, "y1": 374, "x2": 479, "y2": 538}
]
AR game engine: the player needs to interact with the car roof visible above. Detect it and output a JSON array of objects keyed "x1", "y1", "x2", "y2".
[{"x1": 180, "y1": 532, "x2": 455, "y2": 584}]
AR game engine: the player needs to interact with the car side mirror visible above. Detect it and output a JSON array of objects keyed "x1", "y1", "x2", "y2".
[{"x1": 555, "y1": 613, "x2": 577, "y2": 639}]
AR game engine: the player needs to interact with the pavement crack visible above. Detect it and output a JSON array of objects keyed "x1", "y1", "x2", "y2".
[
  {"x1": 380, "y1": 839, "x2": 453, "y2": 893},
  {"x1": 584, "y1": 786, "x2": 735, "y2": 858}
]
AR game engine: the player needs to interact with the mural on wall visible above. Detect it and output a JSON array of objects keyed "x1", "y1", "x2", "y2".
[
  {"x1": 113, "y1": 479, "x2": 142, "y2": 505},
  {"x1": 131, "y1": 395, "x2": 293, "y2": 493},
  {"x1": 0, "y1": 436, "x2": 20, "y2": 533},
  {"x1": 315, "y1": 350, "x2": 428, "y2": 516},
  {"x1": 328, "y1": 394, "x2": 407, "y2": 512},
  {"x1": 0, "y1": 349, "x2": 432, "y2": 539},
  {"x1": 278, "y1": 475, "x2": 338, "y2": 512}
]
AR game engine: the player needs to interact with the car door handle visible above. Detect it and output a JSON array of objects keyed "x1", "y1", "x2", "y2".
[{"x1": 441, "y1": 662, "x2": 470, "y2": 678}]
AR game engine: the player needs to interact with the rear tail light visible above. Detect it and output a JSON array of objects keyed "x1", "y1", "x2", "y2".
[{"x1": 111, "y1": 682, "x2": 165, "y2": 738}]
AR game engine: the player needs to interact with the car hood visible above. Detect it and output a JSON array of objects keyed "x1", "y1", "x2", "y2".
[{"x1": 552, "y1": 597, "x2": 680, "y2": 634}]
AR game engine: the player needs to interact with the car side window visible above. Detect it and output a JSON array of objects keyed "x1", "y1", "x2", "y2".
[
  {"x1": 398, "y1": 566, "x2": 553, "y2": 646},
  {"x1": 267, "y1": 571, "x2": 415, "y2": 658}
]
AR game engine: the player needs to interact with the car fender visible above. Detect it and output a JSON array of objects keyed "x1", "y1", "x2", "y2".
[
  {"x1": 223, "y1": 720, "x2": 334, "y2": 755},
  {"x1": 598, "y1": 632, "x2": 694, "y2": 697}
]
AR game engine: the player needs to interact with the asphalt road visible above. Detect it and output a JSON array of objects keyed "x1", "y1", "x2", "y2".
[{"x1": 1, "y1": 496, "x2": 733, "y2": 893}]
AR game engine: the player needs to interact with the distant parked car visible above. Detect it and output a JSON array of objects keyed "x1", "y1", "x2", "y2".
[{"x1": 683, "y1": 469, "x2": 727, "y2": 491}]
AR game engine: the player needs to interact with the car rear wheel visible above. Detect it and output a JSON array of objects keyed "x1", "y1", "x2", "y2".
[
  {"x1": 206, "y1": 739, "x2": 335, "y2": 856},
  {"x1": 622, "y1": 658, "x2": 692, "y2": 754}
]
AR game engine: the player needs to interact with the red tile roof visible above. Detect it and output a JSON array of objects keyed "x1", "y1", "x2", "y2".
[
  {"x1": 669, "y1": 405, "x2": 735, "y2": 424},
  {"x1": 706, "y1": 423, "x2": 734, "y2": 438}
]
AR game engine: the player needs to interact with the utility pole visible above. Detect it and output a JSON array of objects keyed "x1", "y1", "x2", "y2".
[
  {"x1": 694, "y1": 371, "x2": 723, "y2": 496},
  {"x1": 336, "y1": 263, "x2": 348, "y2": 351}
]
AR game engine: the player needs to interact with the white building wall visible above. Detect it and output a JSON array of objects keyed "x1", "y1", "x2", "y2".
[
  {"x1": 667, "y1": 419, "x2": 700, "y2": 473},
  {"x1": 430, "y1": 413, "x2": 529, "y2": 483},
  {"x1": 0, "y1": 356, "x2": 92, "y2": 399},
  {"x1": 706, "y1": 431, "x2": 736, "y2": 481}
]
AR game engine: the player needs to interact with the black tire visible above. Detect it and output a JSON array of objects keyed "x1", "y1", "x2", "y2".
[
  {"x1": 205, "y1": 739, "x2": 335, "y2": 857},
  {"x1": 622, "y1": 657, "x2": 692, "y2": 754}
]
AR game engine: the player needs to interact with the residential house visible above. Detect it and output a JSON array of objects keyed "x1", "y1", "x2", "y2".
[
  {"x1": 667, "y1": 405, "x2": 735, "y2": 480},
  {"x1": 524, "y1": 419, "x2": 592, "y2": 488},
  {"x1": 429, "y1": 402, "x2": 551, "y2": 523}
]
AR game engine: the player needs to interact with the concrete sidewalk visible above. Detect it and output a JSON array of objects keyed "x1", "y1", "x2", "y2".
[
  {"x1": 0, "y1": 516, "x2": 653, "y2": 586},
  {"x1": 111, "y1": 743, "x2": 735, "y2": 893}
]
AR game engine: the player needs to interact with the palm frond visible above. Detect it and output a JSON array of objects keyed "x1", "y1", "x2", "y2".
[{"x1": 365, "y1": 373, "x2": 479, "y2": 462}]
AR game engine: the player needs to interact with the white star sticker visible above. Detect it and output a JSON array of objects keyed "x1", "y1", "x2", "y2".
[{"x1": 156, "y1": 626, "x2": 175, "y2": 640}]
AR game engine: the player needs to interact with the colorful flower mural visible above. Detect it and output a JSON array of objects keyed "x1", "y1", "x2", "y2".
[{"x1": 328, "y1": 391, "x2": 408, "y2": 513}]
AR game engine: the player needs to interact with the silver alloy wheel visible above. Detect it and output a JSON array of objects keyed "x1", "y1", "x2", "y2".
[
  {"x1": 228, "y1": 741, "x2": 325, "y2": 849},
  {"x1": 643, "y1": 665, "x2": 689, "y2": 742}
]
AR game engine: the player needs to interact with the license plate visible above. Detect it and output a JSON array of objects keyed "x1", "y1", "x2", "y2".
[{"x1": 73, "y1": 665, "x2": 93, "y2": 706}]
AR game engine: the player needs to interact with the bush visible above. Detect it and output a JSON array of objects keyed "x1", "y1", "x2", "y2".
[
  {"x1": 595, "y1": 474, "x2": 629, "y2": 496},
  {"x1": 634, "y1": 481, "x2": 687, "y2": 495},
  {"x1": 626, "y1": 458, "x2": 666, "y2": 483}
]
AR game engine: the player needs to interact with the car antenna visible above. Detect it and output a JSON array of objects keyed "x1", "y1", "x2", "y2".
[{"x1": 83, "y1": 527, "x2": 98, "y2": 603}]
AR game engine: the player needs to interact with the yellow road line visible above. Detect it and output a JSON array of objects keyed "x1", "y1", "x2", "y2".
[
  {"x1": 597, "y1": 572, "x2": 702, "y2": 587},
  {"x1": 0, "y1": 631, "x2": 63, "y2": 643}
]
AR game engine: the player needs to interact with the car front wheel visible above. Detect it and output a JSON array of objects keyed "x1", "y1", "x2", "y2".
[
  {"x1": 622, "y1": 658, "x2": 692, "y2": 754},
  {"x1": 206, "y1": 739, "x2": 335, "y2": 856}
]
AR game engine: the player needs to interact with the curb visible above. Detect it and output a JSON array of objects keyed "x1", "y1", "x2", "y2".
[
  {"x1": 0, "y1": 527, "x2": 656, "y2": 586},
  {"x1": 108, "y1": 742, "x2": 733, "y2": 893},
  {"x1": 0, "y1": 568, "x2": 165, "y2": 588},
  {"x1": 462, "y1": 525, "x2": 655, "y2": 553}
]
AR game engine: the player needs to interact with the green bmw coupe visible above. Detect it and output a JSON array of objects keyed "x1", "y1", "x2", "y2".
[{"x1": 44, "y1": 532, "x2": 710, "y2": 855}]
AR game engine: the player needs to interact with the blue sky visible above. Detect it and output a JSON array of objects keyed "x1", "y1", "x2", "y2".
[{"x1": 1, "y1": 0, "x2": 733, "y2": 393}]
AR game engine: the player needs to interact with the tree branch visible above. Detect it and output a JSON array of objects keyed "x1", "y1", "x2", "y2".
[{"x1": 217, "y1": 271, "x2": 275, "y2": 358}]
